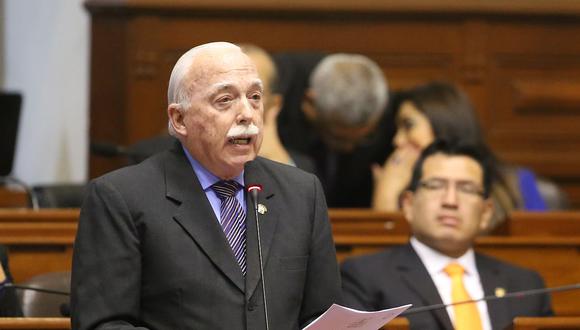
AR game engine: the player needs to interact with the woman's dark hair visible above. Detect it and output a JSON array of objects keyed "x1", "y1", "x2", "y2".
[{"x1": 401, "y1": 81, "x2": 483, "y2": 146}]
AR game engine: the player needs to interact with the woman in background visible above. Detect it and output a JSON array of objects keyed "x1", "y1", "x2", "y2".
[{"x1": 372, "y1": 81, "x2": 559, "y2": 230}]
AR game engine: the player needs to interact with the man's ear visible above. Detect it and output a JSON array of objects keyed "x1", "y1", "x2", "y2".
[
  {"x1": 401, "y1": 191, "x2": 415, "y2": 226},
  {"x1": 301, "y1": 89, "x2": 318, "y2": 123},
  {"x1": 478, "y1": 197, "x2": 495, "y2": 232},
  {"x1": 167, "y1": 104, "x2": 187, "y2": 136}
]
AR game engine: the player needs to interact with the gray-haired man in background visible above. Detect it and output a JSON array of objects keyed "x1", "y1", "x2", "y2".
[{"x1": 274, "y1": 52, "x2": 395, "y2": 207}]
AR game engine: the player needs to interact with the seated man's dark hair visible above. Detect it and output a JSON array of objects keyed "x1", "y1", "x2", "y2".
[{"x1": 408, "y1": 139, "x2": 493, "y2": 198}]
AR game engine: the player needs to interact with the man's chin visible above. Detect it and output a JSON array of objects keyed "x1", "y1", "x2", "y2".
[{"x1": 226, "y1": 154, "x2": 257, "y2": 170}]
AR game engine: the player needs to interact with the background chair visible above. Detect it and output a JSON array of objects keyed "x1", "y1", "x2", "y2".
[
  {"x1": 32, "y1": 184, "x2": 87, "y2": 208},
  {"x1": 536, "y1": 176, "x2": 570, "y2": 210},
  {"x1": 16, "y1": 271, "x2": 71, "y2": 317}
]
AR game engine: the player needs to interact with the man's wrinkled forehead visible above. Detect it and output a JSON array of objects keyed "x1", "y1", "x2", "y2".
[{"x1": 187, "y1": 51, "x2": 260, "y2": 87}]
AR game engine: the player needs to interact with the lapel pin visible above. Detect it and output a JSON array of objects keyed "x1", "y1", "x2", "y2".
[
  {"x1": 495, "y1": 287, "x2": 506, "y2": 298},
  {"x1": 257, "y1": 204, "x2": 267, "y2": 215}
]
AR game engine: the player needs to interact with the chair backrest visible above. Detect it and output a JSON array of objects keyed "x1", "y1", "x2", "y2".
[
  {"x1": 536, "y1": 176, "x2": 570, "y2": 210},
  {"x1": 32, "y1": 184, "x2": 87, "y2": 208},
  {"x1": 16, "y1": 271, "x2": 71, "y2": 317}
]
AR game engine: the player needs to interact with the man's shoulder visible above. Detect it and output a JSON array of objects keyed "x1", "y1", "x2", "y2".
[
  {"x1": 476, "y1": 252, "x2": 544, "y2": 281},
  {"x1": 253, "y1": 156, "x2": 317, "y2": 182},
  {"x1": 342, "y1": 245, "x2": 408, "y2": 271},
  {"x1": 91, "y1": 150, "x2": 169, "y2": 189}
]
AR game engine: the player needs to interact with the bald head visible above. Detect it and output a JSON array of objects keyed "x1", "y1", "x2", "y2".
[
  {"x1": 167, "y1": 42, "x2": 260, "y2": 136},
  {"x1": 168, "y1": 42, "x2": 241, "y2": 107},
  {"x1": 166, "y1": 41, "x2": 264, "y2": 178}
]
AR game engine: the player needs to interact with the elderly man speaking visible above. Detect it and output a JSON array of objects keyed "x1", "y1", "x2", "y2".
[{"x1": 71, "y1": 42, "x2": 341, "y2": 330}]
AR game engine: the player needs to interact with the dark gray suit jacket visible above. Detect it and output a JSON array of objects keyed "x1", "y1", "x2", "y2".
[
  {"x1": 71, "y1": 143, "x2": 341, "y2": 330},
  {"x1": 341, "y1": 244, "x2": 553, "y2": 330}
]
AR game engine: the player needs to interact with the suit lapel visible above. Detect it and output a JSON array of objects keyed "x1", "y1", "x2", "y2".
[
  {"x1": 476, "y1": 254, "x2": 511, "y2": 330},
  {"x1": 164, "y1": 144, "x2": 245, "y2": 292},
  {"x1": 397, "y1": 244, "x2": 454, "y2": 330},
  {"x1": 244, "y1": 159, "x2": 280, "y2": 299}
]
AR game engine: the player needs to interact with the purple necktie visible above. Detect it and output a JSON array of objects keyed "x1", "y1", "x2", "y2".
[{"x1": 211, "y1": 180, "x2": 247, "y2": 275}]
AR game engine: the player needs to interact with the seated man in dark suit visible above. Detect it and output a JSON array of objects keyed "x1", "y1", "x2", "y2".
[
  {"x1": 72, "y1": 42, "x2": 341, "y2": 330},
  {"x1": 341, "y1": 140, "x2": 553, "y2": 330}
]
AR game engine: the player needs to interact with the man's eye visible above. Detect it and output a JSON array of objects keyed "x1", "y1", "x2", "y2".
[
  {"x1": 458, "y1": 183, "x2": 480, "y2": 194},
  {"x1": 216, "y1": 96, "x2": 233, "y2": 104},
  {"x1": 249, "y1": 93, "x2": 262, "y2": 101},
  {"x1": 423, "y1": 180, "x2": 446, "y2": 190}
]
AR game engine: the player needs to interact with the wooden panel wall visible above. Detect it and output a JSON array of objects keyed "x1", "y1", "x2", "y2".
[
  {"x1": 0, "y1": 209, "x2": 77, "y2": 283},
  {"x1": 3, "y1": 208, "x2": 580, "y2": 315},
  {"x1": 85, "y1": 0, "x2": 580, "y2": 206},
  {"x1": 0, "y1": 318, "x2": 71, "y2": 330}
]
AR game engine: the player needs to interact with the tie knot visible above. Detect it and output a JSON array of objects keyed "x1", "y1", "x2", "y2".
[
  {"x1": 444, "y1": 263, "x2": 465, "y2": 277},
  {"x1": 212, "y1": 180, "x2": 242, "y2": 200}
]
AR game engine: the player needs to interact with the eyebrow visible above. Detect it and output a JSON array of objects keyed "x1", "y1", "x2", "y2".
[
  {"x1": 249, "y1": 79, "x2": 264, "y2": 92},
  {"x1": 209, "y1": 83, "x2": 235, "y2": 95},
  {"x1": 210, "y1": 79, "x2": 263, "y2": 94},
  {"x1": 424, "y1": 176, "x2": 479, "y2": 182}
]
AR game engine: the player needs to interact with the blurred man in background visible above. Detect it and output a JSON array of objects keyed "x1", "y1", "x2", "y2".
[
  {"x1": 275, "y1": 52, "x2": 395, "y2": 207},
  {"x1": 341, "y1": 140, "x2": 552, "y2": 330}
]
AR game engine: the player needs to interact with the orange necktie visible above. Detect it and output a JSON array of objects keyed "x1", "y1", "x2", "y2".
[{"x1": 444, "y1": 263, "x2": 483, "y2": 330}]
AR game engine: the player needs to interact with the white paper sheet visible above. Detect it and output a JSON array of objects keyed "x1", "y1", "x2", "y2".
[{"x1": 302, "y1": 303, "x2": 412, "y2": 330}]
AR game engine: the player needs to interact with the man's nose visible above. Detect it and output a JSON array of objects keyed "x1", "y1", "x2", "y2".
[
  {"x1": 237, "y1": 98, "x2": 254, "y2": 124},
  {"x1": 441, "y1": 183, "x2": 459, "y2": 207}
]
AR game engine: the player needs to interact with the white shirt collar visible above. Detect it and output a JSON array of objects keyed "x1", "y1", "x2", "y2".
[
  {"x1": 410, "y1": 236, "x2": 478, "y2": 277},
  {"x1": 181, "y1": 144, "x2": 244, "y2": 191}
]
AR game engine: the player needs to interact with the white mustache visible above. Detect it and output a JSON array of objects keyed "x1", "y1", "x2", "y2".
[{"x1": 226, "y1": 124, "x2": 260, "y2": 138}]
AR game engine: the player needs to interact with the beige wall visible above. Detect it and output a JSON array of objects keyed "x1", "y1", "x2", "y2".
[
  {"x1": 3, "y1": 0, "x2": 89, "y2": 185},
  {"x1": 0, "y1": 0, "x2": 4, "y2": 87}
]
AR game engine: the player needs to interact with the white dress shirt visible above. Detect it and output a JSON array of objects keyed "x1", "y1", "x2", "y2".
[{"x1": 410, "y1": 237, "x2": 492, "y2": 330}]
